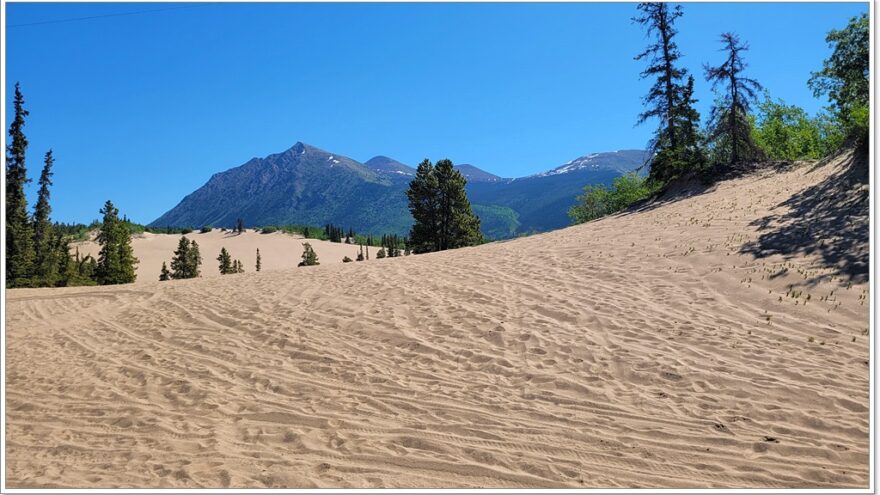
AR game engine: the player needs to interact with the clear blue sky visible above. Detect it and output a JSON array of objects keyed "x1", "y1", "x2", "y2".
[{"x1": 5, "y1": 2, "x2": 868, "y2": 224}]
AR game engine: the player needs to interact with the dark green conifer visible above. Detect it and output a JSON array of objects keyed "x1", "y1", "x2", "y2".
[
  {"x1": 6, "y1": 82, "x2": 35, "y2": 285},
  {"x1": 96, "y1": 200, "x2": 138, "y2": 285},
  {"x1": 298, "y1": 242, "x2": 319, "y2": 267},
  {"x1": 217, "y1": 247, "x2": 232, "y2": 274},
  {"x1": 159, "y1": 261, "x2": 171, "y2": 281},
  {"x1": 256, "y1": 248, "x2": 262, "y2": 272}
]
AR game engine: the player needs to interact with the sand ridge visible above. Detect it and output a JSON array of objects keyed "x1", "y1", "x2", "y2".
[{"x1": 5, "y1": 150, "x2": 869, "y2": 488}]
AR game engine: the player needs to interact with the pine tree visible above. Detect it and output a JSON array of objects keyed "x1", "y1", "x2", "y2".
[
  {"x1": 236, "y1": 218, "x2": 244, "y2": 234},
  {"x1": 256, "y1": 248, "x2": 262, "y2": 271},
  {"x1": 376, "y1": 248, "x2": 386, "y2": 259},
  {"x1": 434, "y1": 159, "x2": 482, "y2": 250},
  {"x1": 217, "y1": 247, "x2": 232, "y2": 274},
  {"x1": 159, "y1": 261, "x2": 171, "y2": 281},
  {"x1": 407, "y1": 159, "x2": 481, "y2": 253},
  {"x1": 33, "y1": 150, "x2": 59, "y2": 285},
  {"x1": 406, "y1": 159, "x2": 440, "y2": 253},
  {"x1": 704, "y1": 32, "x2": 764, "y2": 168},
  {"x1": 6, "y1": 82, "x2": 35, "y2": 286},
  {"x1": 298, "y1": 242, "x2": 319, "y2": 267},
  {"x1": 96, "y1": 200, "x2": 138, "y2": 285},
  {"x1": 356, "y1": 244, "x2": 364, "y2": 261}
]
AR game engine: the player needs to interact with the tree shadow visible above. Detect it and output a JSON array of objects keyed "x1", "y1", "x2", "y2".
[{"x1": 740, "y1": 145, "x2": 869, "y2": 285}]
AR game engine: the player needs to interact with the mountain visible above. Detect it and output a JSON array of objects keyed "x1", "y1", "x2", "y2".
[
  {"x1": 365, "y1": 155, "x2": 416, "y2": 176},
  {"x1": 151, "y1": 143, "x2": 648, "y2": 238},
  {"x1": 465, "y1": 150, "x2": 649, "y2": 233},
  {"x1": 454, "y1": 164, "x2": 505, "y2": 183},
  {"x1": 149, "y1": 142, "x2": 412, "y2": 235}
]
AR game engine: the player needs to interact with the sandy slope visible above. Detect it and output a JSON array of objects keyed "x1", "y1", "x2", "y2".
[
  {"x1": 5, "y1": 150, "x2": 869, "y2": 488},
  {"x1": 70, "y1": 230, "x2": 368, "y2": 282}
]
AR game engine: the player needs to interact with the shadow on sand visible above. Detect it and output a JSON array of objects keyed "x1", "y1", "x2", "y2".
[{"x1": 740, "y1": 145, "x2": 869, "y2": 285}]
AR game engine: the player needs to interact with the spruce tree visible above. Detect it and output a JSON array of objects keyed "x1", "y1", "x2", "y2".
[
  {"x1": 376, "y1": 248, "x2": 386, "y2": 259},
  {"x1": 159, "y1": 261, "x2": 171, "y2": 281},
  {"x1": 96, "y1": 200, "x2": 138, "y2": 285},
  {"x1": 170, "y1": 236, "x2": 199, "y2": 279},
  {"x1": 217, "y1": 247, "x2": 232, "y2": 274},
  {"x1": 704, "y1": 32, "x2": 764, "y2": 168},
  {"x1": 633, "y1": 3, "x2": 703, "y2": 183},
  {"x1": 356, "y1": 244, "x2": 364, "y2": 261},
  {"x1": 33, "y1": 150, "x2": 59, "y2": 285},
  {"x1": 256, "y1": 248, "x2": 262, "y2": 272},
  {"x1": 234, "y1": 259, "x2": 244, "y2": 273},
  {"x1": 187, "y1": 240, "x2": 202, "y2": 277},
  {"x1": 6, "y1": 82, "x2": 35, "y2": 285}
]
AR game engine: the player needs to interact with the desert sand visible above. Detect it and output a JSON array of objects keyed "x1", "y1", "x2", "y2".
[
  {"x1": 5, "y1": 149, "x2": 869, "y2": 488},
  {"x1": 70, "y1": 230, "x2": 368, "y2": 282}
]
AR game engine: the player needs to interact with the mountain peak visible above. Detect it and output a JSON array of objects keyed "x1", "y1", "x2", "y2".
[
  {"x1": 455, "y1": 164, "x2": 504, "y2": 183},
  {"x1": 365, "y1": 155, "x2": 416, "y2": 176}
]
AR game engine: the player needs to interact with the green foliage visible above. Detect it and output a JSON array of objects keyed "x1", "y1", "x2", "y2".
[
  {"x1": 298, "y1": 242, "x2": 319, "y2": 267},
  {"x1": 704, "y1": 33, "x2": 765, "y2": 167},
  {"x1": 808, "y1": 13, "x2": 869, "y2": 139},
  {"x1": 260, "y1": 225, "x2": 278, "y2": 234},
  {"x1": 633, "y1": 3, "x2": 706, "y2": 183},
  {"x1": 751, "y1": 94, "x2": 845, "y2": 160},
  {"x1": 376, "y1": 248, "x2": 386, "y2": 259},
  {"x1": 96, "y1": 200, "x2": 138, "y2": 285},
  {"x1": 569, "y1": 173, "x2": 656, "y2": 224},
  {"x1": 471, "y1": 204, "x2": 520, "y2": 240},
  {"x1": 170, "y1": 236, "x2": 201, "y2": 279},
  {"x1": 407, "y1": 158, "x2": 482, "y2": 253},
  {"x1": 233, "y1": 259, "x2": 244, "y2": 273},
  {"x1": 256, "y1": 248, "x2": 262, "y2": 272},
  {"x1": 342, "y1": 256, "x2": 353, "y2": 263},
  {"x1": 159, "y1": 261, "x2": 171, "y2": 281},
  {"x1": 6, "y1": 82, "x2": 35, "y2": 286},
  {"x1": 217, "y1": 247, "x2": 233, "y2": 274},
  {"x1": 200, "y1": 225, "x2": 213, "y2": 233}
]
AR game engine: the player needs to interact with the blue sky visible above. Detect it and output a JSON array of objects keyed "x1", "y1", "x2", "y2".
[{"x1": 5, "y1": 2, "x2": 868, "y2": 224}]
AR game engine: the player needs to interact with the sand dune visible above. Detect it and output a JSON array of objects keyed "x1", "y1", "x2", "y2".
[
  {"x1": 70, "y1": 230, "x2": 368, "y2": 282},
  {"x1": 5, "y1": 149, "x2": 869, "y2": 488}
]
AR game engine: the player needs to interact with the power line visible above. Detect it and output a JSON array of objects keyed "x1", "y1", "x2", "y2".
[{"x1": 7, "y1": 3, "x2": 218, "y2": 28}]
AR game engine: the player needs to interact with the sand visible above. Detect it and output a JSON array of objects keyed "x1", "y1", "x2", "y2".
[
  {"x1": 5, "y1": 149, "x2": 869, "y2": 488},
  {"x1": 69, "y1": 230, "x2": 368, "y2": 282}
]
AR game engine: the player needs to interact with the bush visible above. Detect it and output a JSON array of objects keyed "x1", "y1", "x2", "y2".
[
  {"x1": 298, "y1": 242, "x2": 319, "y2": 267},
  {"x1": 342, "y1": 256, "x2": 353, "y2": 263},
  {"x1": 569, "y1": 173, "x2": 656, "y2": 224},
  {"x1": 200, "y1": 226, "x2": 212, "y2": 233},
  {"x1": 261, "y1": 225, "x2": 278, "y2": 234}
]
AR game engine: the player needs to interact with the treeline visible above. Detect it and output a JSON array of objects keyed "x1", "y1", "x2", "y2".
[
  {"x1": 6, "y1": 84, "x2": 138, "y2": 287},
  {"x1": 570, "y1": 6, "x2": 868, "y2": 224}
]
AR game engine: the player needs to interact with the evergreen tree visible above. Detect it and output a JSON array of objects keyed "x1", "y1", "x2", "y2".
[
  {"x1": 406, "y1": 159, "x2": 440, "y2": 253},
  {"x1": 356, "y1": 244, "x2": 365, "y2": 261},
  {"x1": 435, "y1": 159, "x2": 482, "y2": 250},
  {"x1": 95, "y1": 200, "x2": 138, "y2": 285},
  {"x1": 298, "y1": 242, "x2": 319, "y2": 267},
  {"x1": 236, "y1": 218, "x2": 244, "y2": 234},
  {"x1": 217, "y1": 247, "x2": 232, "y2": 274},
  {"x1": 159, "y1": 261, "x2": 171, "y2": 281},
  {"x1": 187, "y1": 240, "x2": 202, "y2": 277},
  {"x1": 704, "y1": 32, "x2": 764, "y2": 168},
  {"x1": 376, "y1": 248, "x2": 386, "y2": 259},
  {"x1": 6, "y1": 82, "x2": 35, "y2": 286},
  {"x1": 32, "y1": 150, "x2": 59, "y2": 285},
  {"x1": 170, "y1": 236, "x2": 199, "y2": 279},
  {"x1": 256, "y1": 248, "x2": 262, "y2": 271},
  {"x1": 233, "y1": 259, "x2": 244, "y2": 273}
]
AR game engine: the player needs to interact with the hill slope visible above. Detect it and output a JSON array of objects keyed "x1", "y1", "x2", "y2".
[{"x1": 10, "y1": 148, "x2": 867, "y2": 488}]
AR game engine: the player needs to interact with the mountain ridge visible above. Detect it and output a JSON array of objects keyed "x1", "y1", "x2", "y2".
[{"x1": 150, "y1": 142, "x2": 648, "y2": 238}]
